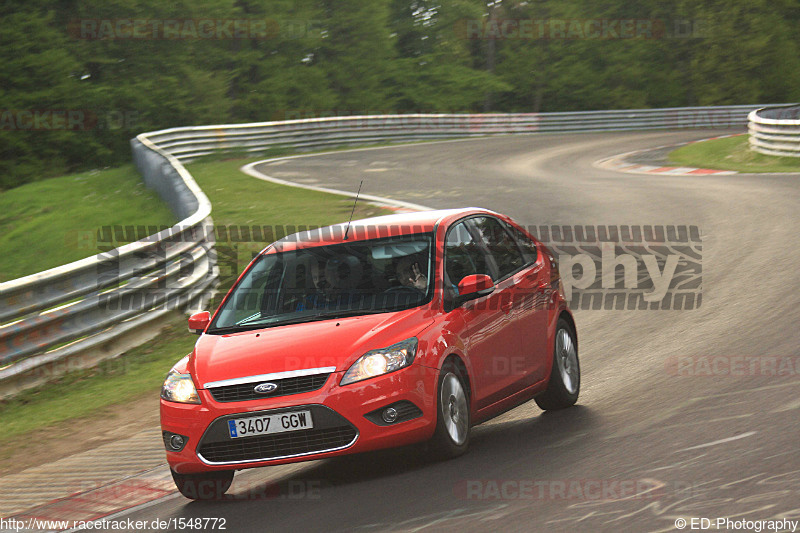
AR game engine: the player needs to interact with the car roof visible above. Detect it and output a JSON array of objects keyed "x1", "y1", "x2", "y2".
[{"x1": 269, "y1": 207, "x2": 497, "y2": 252}]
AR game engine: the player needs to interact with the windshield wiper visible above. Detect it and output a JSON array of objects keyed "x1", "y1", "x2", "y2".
[
  {"x1": 208, "y1": 314, "x2": 330, "y2": 334},
  {"x1": 207, "y1": 309, "x2": 387, "y2": 334},
  {"x1": 205, "y1": 324, "x2": 268, "y2": 334},
  {"x1": 235, "y1": 312, "x2": 262, "y2": 326},
  {"x1": 319, "y1": 309, "x2": 384, "y2": 320}
]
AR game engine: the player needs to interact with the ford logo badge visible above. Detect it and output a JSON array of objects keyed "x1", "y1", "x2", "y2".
[{"x1": 254, "y1": 382, "x2": 278, "y2": 394}]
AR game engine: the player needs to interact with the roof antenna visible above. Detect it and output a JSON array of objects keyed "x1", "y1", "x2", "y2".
[{"x1": 343, "y1": 180, "x2": 363, "y2": 241}]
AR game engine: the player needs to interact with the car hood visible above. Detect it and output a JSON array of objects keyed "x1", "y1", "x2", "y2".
[{"x1": 190, "y1": 308, "x2": 434, "y2": 388}]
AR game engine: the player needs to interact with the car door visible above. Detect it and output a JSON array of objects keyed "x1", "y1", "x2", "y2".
[
  {"x1": 444, "y1": 219, "x2": 528, "y2": 410},
  {"x1": 469, "y1": 216, "x2": 550, "y2": 389}
]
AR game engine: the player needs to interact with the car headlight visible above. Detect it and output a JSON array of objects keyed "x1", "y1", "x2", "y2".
[
  {"x1": 161, "y1": 370, "x2": 201, "y2": 404},
  {"x1": 341, "y1": 338, "x2": 418, "y2": 385}
]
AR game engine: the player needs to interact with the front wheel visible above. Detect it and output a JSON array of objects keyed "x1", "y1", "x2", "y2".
[
  {"x1": 171, "y1": 469, "x2": 234, "y2": 500},
  {"x1": 535, "y1": 318, "x2": 580, "y2": 411},
  {"x1": 429, "y1": 361, "x2": 471, "y2": 459}
]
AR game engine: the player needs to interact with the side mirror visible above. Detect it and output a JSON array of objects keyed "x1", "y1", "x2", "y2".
[
  {"x1": 454, "y1": 274, "x2": 495, "y2": 307},
  {"x1": 188, "y1": 311, "x2": 211, "y2": 335}
]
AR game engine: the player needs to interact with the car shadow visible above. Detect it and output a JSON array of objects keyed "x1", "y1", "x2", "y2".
[{"x1": 182, "y1": 402, "x2": 601, "y2": 509}]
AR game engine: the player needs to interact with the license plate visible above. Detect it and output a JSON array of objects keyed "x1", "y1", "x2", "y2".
[{"x1": 227, "y1": 410, "x2": 313, "y2": 439}]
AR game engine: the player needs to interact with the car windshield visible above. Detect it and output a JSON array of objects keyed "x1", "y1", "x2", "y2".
[{"x1": 209, "y1": 233, "x2": 434, "y2": 333}]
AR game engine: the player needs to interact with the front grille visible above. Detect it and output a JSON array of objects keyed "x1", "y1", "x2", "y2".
[
  {"x1": 198, "y1": 426, "x2": 357, "y2": 463},
  {"x1": 196, "y1": 405, "x2": 359, "y2": 464},
  {"x1": 207, "y1": 373, "x2": 330, "y2": 403}
]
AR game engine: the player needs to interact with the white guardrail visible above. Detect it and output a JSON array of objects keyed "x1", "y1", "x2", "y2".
[
  {"x1": 0, "y1": 138, "x2": 218, "y2": 397},
  {"x1": 0, "y1": 105, "x2": 770, "y2": 396},
  {"x1": 748, "y1": 104, "x2": 800, "y2": 157}
]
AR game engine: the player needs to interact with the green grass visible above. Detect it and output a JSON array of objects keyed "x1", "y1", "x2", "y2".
[
  {"x1": 669, "y1": 135, "x2": 800, "y2": 173},
  {"x1": 0, "y1": 153, "x2": 392, "y2": 447},
  {"x1": 186, "y1": 156, "x2": 388, "y2": 292},
  {"x1": 0, "y1": 165, "x2": 175, "y2": 282},
  {"x1": 188, "y1": 156, "x2": 384, "y2": 228}
]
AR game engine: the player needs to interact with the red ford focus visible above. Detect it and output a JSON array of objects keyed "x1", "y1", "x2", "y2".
[{"x1": 160, "y1": 208, "x2": 579, "y2": 499}]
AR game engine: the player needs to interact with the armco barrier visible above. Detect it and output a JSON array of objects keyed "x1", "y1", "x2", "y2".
[
  {"x1": 142, "y1": 106, "x2": 759, "y2": 162},
  {"x1": 0, "y1": 138, "x2": 217, "y2": 398},
  {"x1": 748, "y1": 104, "x2": 800, "y2": 157},
  {"x1": 0, "y1": 105, "x2": 767, "y2": 396}
]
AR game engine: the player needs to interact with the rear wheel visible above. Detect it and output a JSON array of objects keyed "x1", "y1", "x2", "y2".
[
  {"x1": 171, "y1": 469, "x2": 234, "y2": 500},
  {"x1": 535, "y1": 318, "x2": 580, "y2": 411},
  {"x1": 429, "y1": 361, "x2": 470, "y2": 459}
]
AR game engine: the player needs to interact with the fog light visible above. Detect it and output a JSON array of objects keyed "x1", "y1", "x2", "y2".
[
  {"x1": 163, "y1": 431, "x2": 188, "y2": 452},
  {"x1": 382, "y1": 407, "x2": 398, "y2": 424}
]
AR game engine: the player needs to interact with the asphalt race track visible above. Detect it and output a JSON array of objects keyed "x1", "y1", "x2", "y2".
[{"x1": 120, "y1": 130, "x2": 800, "y2": 532}]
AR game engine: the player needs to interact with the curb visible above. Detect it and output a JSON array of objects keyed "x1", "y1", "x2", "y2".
[{"x1": 594, "y1": 134, "x2": 743, "y2": 176}]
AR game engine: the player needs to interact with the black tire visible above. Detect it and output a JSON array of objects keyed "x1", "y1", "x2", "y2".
[
  {"x1": 171, "y1": 469, "x2": 234, "y2": 500},
  {"x1": 535, "y1": 318, "x2": 580, "y2": 411},
  {"x1": 429, "y1": 361, "x2": 471, "y2": 459}
]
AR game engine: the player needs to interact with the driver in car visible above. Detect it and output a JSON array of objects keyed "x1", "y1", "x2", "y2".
[
  {"x1": 296, "y1": 257, "x2": 362, "y2": 311},
  {"x1": 395, "y1": 255, "x2": 428, "y2": 291},
  {"x1": 296, "y1": 260, "x2": 333, "y2": 311}
]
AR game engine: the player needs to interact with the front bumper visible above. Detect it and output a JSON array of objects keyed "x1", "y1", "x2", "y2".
[{"x1": 161, "y1": 364, "x2": 439, "y2": 474}]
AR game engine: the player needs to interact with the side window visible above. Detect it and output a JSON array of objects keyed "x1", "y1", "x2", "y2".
[
  {"x1": 505, "y1": 222, "x2": 539, "y2": 265},
  {"x1": 470, "y1": 217, "x2": 525, "y2": 279},
  {"x1": 445, "y1": 222, "x2": 491, "y2": 288}
]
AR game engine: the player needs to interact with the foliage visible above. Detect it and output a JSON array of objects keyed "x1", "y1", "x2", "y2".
[{"x1": 2, "y1": 0, "x2": 799, "y2": 187}]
